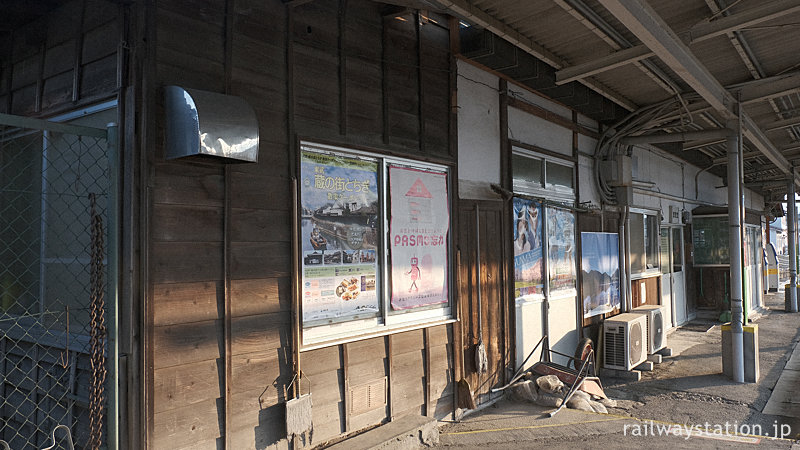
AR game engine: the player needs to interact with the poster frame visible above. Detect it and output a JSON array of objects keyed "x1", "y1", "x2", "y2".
[{"x1": 297, "y1": 141, "x2": 453, "y2": 346}]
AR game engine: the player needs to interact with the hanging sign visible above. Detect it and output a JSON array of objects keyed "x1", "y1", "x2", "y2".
[{"x1": 389, "y1": 166, "x2": 449, "y2": 310}]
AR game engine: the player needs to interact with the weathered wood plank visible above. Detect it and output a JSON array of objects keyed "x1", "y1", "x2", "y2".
[
  {"x1": 390, "y1": 329, "x2": 424, "y2": 354},
  {"x1": 230, "y1": 208, "x2": 291, "y2": 243},
  {"x1": 228, "y1": 171, "x2": 291, "y2": 210},
  {"x1": 151, "y1": 204, "x2": 223, "y2": 242},
  {"x1": 349, "y1": 406, "x2": 387, "y2": 435},
  {"x1": 41, "y1": 70, "x2": 74, "y2": 111},
  {"x1": 311, "y1": 401, "x2": 344, "y2": 444},
  {"x1": 78, "y1": 53, "x2": 117, "y2": 98},
  {"x1": 304, "y1": 368, "x2": 342, "y2": 405},
  {"x1": 230, "y1": 349, "x2": 291, "y2": 397},
  {"x1": 301, "y1": 346, "x2": 341, "y2": 377},
  {"x1": 156, "y1": 7, "x2": 225, "y2": 63},
  {"x1": 345, "y1": 337, "x2": 386, "y2": 365},
  {"x1": 153, "y1": 281, "x2": 222, "y2": 327},
  {"x1": 153, "y1": 359, "x2": 222, "y2": 414},
  {"x1": 427, "y1": 324, "x2": 450, "y2": 346},
  {"x1": 392, "y1": 350, "x2": 425, "y2": 380},
  {"x1": 230, "y1": 277, "x2": 291, "y2": 318},
  {"x1": 82, "y1": 20, "x2": 119, "y2": 63},
  {"x1": 391, "y1": 377, "x2": 425, "y2": 417},
  {"x1": 151, "y1": 163, "x2": 224, "y2": 207},
  {"x1": 347, "y1": 359, "x2": 386, "y2": 387},
  {"x1": 152, "y1": 397, "x2": 222, "y2": 449},
  {"x1": 229, "y1": 241, "x2": 292, "y2": 279},
  {"x1": 153, "y1": 320, "x2": 222, "y2": 369},
  {"x1": 151, "y1": 241, "x2": 223, "y2": 283},
  {"x1": 42, "y1": 40, "x2": 74, "y2": 79},
  {"x1": 230, "y1": 312, "x2": 291, "y2": 356}
]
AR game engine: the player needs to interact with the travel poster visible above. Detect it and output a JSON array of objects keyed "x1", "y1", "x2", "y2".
[
  {"x1": 547, "y1": 207, "x2": 577, "y2": 292},
  {"x1": 299, "y1": 149, "x2": 380, "y2": 323},
  {"x1": 581, "y1": 232, "x2": 620, "y2": 318},
  {"x1": 389, "y1": 166, "x2": 449, "y2": 310},
  {"x1": 513, "y1": 197, "x2": 543, "y2": 299}
]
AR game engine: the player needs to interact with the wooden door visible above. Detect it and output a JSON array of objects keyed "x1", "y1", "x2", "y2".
[{"x1": 458, "y1": 200, "x2": 509, "y2": 406}]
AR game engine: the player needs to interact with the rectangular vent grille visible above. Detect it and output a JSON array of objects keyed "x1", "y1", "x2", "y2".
[
  {"x1": 604, "y1": 326, "x2": 625, "y2": 368},
  {"x1": 349, "y1": 377, "x2": 387, "y2": 415},
  {"x1": 644, "y1": 313, "x2": 652, "y2": 352}
]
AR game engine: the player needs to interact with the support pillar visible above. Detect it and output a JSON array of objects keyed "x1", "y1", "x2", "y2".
[
  {"x1": 726, "y1": 123, "x2": 745, "y2": 383},
  {"x1": 789, "y1": 179, "x2": 798, "y2": 312}
]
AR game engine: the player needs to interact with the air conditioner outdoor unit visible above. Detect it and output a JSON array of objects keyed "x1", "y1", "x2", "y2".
[
  {"x1": 632, "y1": 305, "x2": 667, "y2": 354},
  {"x1": 603, "y1": 313, "x2": 647, "y2": 371}
]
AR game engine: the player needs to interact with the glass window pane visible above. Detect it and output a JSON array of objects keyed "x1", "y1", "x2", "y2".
[
  {"x1": 512, "y1": 153, "x2": 542, "y2": 187},
  {"x1": 545, "y1": 161, "x2": 574, "y2": 190},
  {"x1": 630, "y1": 213, "x2": 644, "y2": 273},
  {"x1": 660, "y1": 228, "x2": 671, "y2": 274},
  {"x1": 672, "y1": 228, "x2": 683, "y2": 272},
  {"x1": 645, "y1": 214, "x2": 659, "y2": 270}
]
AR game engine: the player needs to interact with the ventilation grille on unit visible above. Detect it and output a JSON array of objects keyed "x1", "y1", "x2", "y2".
[{"x1": 604, "y1": 326, "x2": 625, "y2": 368}]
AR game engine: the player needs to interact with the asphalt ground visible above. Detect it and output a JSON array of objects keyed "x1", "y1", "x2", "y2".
[{"x1": 436, "y1": 291, "x2": 800, "y2": 449}]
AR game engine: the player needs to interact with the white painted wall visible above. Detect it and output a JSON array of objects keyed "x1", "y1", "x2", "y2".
[
  {"x1": 507, "y1": 108, "x2": 573, "y2": 158},
  {"x1": 457, "y1": 60, "x2": 501, "y2": 187},
  {"x1": 630, "y1": 145, "x2": 765, "y2": 220}
]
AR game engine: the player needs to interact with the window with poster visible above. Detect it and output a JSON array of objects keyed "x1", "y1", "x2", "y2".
[
  {"x1": 629, "y1": 208, "x2": 660, "y2": 278},
  {"x1": 298, "y1": 142, "x2": 452, "y2": 347},
  {"x1": 511, "y1": 147, "x2": 577, "y2": 301}
]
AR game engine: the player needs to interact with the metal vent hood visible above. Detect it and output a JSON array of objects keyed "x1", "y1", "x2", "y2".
[{"x1": 164, "y1": 86, "x2": 259, "y2": 162}]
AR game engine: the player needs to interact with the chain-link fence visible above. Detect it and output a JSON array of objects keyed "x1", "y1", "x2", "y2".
[{"x1": 0, "y1": 113, "x2": 114, "y2": 450}]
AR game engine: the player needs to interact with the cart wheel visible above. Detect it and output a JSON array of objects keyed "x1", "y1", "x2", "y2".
[{"x1": 572, "y1": 338, "x2": 594, "y2": 369}]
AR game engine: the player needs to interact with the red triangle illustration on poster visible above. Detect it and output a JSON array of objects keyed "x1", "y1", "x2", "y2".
[{"x1": 405, "y1": 178, "x2": 432, "y2": 198}]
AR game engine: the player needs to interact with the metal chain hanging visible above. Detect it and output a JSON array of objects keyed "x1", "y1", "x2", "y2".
[{"x1": 88, "y1": 193, "x2": 107, "y2": 450}]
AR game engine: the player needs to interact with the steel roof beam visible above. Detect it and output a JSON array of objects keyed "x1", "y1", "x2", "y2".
[
  {"x1": 556, "y1": 0, "x2": 800, "y2": 85},
  {"x1": 436, "y1": 0, "x2": 639, "y2": 111},
  {"x1": 731, "y1": 71, "x2": 800, "y2": 105},
  {"x1": 597, "y1": 0, "x2": 798, "y2": 187},
  {"x1": 596, "y1": 0, "x2": 736, "y2": 118},
  {"x1": 766, "y1": 117, "x2": 800, "y2": 133}
]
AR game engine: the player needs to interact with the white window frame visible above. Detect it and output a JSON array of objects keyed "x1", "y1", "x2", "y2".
[
  {"x1": 511, "y1": 146, "x2": 576, "y2": 203},
  {"x1": 299, "y1": 142, "x2": 453, "y2": 349},
  {"x1": 630, "y1": 207, "x2": 661, "y2": 279}
]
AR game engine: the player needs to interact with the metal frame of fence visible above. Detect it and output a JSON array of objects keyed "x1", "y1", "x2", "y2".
[{"x1": 0, "y1": 111, "x2": 118, "y2": 450}]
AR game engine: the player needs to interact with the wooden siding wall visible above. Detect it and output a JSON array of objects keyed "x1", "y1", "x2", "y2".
[
  {"x1": 457, "y1": 201, "x2": 508, "y2": 406},
  {"x1": 0, "y1": 0, "x2": 120, "y2": 115},
  {"x1": 148, "y1": 1, "x2": 454, "y2": 448}
]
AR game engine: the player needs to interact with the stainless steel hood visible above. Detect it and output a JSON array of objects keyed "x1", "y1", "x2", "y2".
[{"x1": 164, "y1": 86, "x2": 259, "y2": 162}]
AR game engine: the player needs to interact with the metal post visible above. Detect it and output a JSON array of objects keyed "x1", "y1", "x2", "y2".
[
  {"x1": 619, "y1": 207, "x2": 629, "y2": 312},
  {"x1": 106, "y1": 122, "x2": 120, "y2": 448},
  {"x1": 726, "y1": 122, "x2": 744, "y2": 383},
  {"x1": 788, "y1": 179, "x2": 798, "y2": 312}
]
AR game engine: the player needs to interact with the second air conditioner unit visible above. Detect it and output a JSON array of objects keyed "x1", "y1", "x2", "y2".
[
  {"x1": 632, "y1": 305, "x2": 667, "y2": 354},
  {"x1": 603, "y1": 313, "x2": 647, "y2": 371}
]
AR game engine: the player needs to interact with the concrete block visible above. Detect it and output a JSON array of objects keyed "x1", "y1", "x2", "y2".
[
  {"x1": 634, "y1": 361, "x2": 654, "y2": 371},
  {"x1": 657, "y1": 347, "x2": 673, "y2": 357},
  {"x1": 646, "y1": 354, "x2": 662, "y2": 364},
  {"x1": 721, "y1": 323, "x2": 760, "y2": 382},
  {"x1": 599, "y1": 368, "x2": 641, "y2": 381},
  {"x1": 326, "y1": 415, "x2": 438, "y2": 450}
]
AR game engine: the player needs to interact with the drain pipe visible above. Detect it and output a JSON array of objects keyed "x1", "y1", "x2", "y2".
[
  {"x1": 726, "y1": 121, "x2": 744, "y2": 383},
  {"x1": 788, "y1": 179, "x2": 798, "y2": 312}
]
